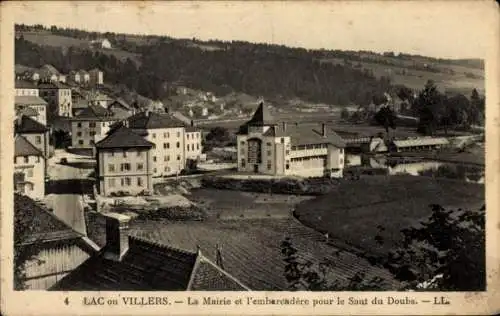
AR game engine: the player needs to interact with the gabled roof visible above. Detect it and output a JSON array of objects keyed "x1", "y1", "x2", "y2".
[
  {"x1": 14, "y1": 194, "x2": 83, "y2": 245},
  {"x1": 258, "y1": 123, "x2": 346, "y2": 147},
  {"x1": 245, "y1": 101, "x2": 275, "y2": 126},
  {"x1": 15, "y1": 80, "x2": 37, "y2": 89},
  {"x1": 40, "y1": 64, "x2": 60, "y2": 75},
  {"x1": 50, "y1": 236, "x2": 250, "y2": 291},
  {"x1": 14, "y1": 135, "x2": 43, "y2": 157},
  {"x1": 15, "y1": 96, "x2": 48, "y2": 106},
  {"x1": 73, "y1": 105, "x2": 115, "y2": 121},
  {"x1": 126, "y1": 111, "x2": 186, "y2": 129},
  {"x1": 393, "y1": 137, "x2": 449, "y2": 148},
  {"x1": 108, "y1": 99, "x2": 131, "y2": 110},
  {"x1": 37, "y1": 81, "x2": 70, "y2": 90},
  {"x1": 95, "y1": 126, "x2": 154, "y2": 149},
  {"x1": 15, "y1": 115, "x2": 48, "y2": 133}
]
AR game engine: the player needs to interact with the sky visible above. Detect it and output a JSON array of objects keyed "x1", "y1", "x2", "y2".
[{"x1": 7, "y1": 1, "x2": 498, "y2": 59}]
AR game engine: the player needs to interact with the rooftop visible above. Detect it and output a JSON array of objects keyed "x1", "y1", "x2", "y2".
[
  {"x1": 15, "y1": 107, "x2": 38, "y2": 117},
  {"x1": 393, "y1": 137, "x2": 449, "y2": 148},
  {"x1": 37, "y1": 81, "x2": 71, "y2": 90},
  {"x1": 14, "y1": 193, "x2": 84, "y2": 245},
  {"x1": 50, "y1": 236, "x2": 249, "y2": 291},
  {"x1": 72, "y1": 104, "x2": 116, "y2": 121},
  {"x1": 127, "y1": 111, "x2": 186, "y2": 130},
  {"x1": 15, "y1": 80, "x2": 37, "y2": 89},
  {"x1": 95, "y1": 126, "x2": 155, "y2": 149},
  {"x1": 244, "y1": 101, "x2": 275, "y2": 126},
  {"x1": 14, "y1": 135, "x2": 43, "y2": 157},
  {"x1": 15, "y1": 115, "x2": 48, "y2": 134},
  {"x1": 15, "y1": 96, "x2": 48, "y2": 106}
]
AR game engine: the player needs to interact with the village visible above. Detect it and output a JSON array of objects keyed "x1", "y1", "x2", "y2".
[{"x1": 13, "y1": 31, "x2": 485, "y2": 291}]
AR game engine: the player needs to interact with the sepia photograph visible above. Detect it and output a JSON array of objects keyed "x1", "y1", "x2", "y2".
[{"x1": 1, "y1": 1, "x2": 499, "y2": 315}]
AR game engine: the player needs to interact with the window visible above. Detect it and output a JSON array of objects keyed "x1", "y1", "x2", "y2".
[
  {"x1": 27, "y1": 169, "x2": 33, "y2": 177},
  {"x1": 77, "y1": 132, "x2": 82, "y2": 137},
  {"x1": 164, "y1": 132, "x2": 167, "y2": 138},
  {"x1": 163, "y1": 143, "x2": 167, "y2": 149},
  {"x1": 267, "y1": 150, "x2": 272, "y2": 156},
  {"x1": 24, "y1": 156, "x2": 29, "y2": 163},
  {"x1": 137, "y1": 177, "x2": 143, "y2": 187},
  {"x1": 240, "y1": 141, "x2": 245, "y2": 145},
  {"x1": 166, "y1": 132, "x2": 170, "y2": 138},
  {"x1": 165, "y1": 166, "x2": 171, "y2": 172},
  {"x1": 121, "y1": 177, "x2": 132, "y2": 186},
  {"x1": 197, "y1": 144, "x2": 199, "y2": 150},
  {"x1": 191, "y1": 144, "x2": 195, "y2": 151},
  {"x1": 166, "y1": 155, "x2": 170, "y2": 161},
  {"x1": 109, "y1": 151, "x2": 114, "y2": 157},
  {"x1": 123, "y1": 150, "x2": 127, "y2": 158},
  {"x1": 166, "y1": 143, "x2": 170, "y2": 149},
  {"x1": 267, "y1": 160, "x2": 272, "y2": 170},
  {"x1": 153, "y1": 156, "x2": 157, "y2": 162},
  {"x1": 153, "y1": 168, "x2": 157, "y2": 173},
  {"x1": 89, "y1": 122, "x2": 96, "y2": 128},
  {"x1": 37, "y1": 157, "x2": 40, "y2": 163},
  {"x1": 137, "y1": 163, "x2": 144, "y2": 171},
  {"x1": 120, "y1": 163, "x2": 131, "y2": 171},
  {"x1": 340, "y1": 149, "x2": 344, "y2": 154},
  {"x1": 137, "y1": 151, "x2": 142, "y2": 157},
  {"x1": 340, "y1": 158, "x2": 344, "y2": 165},
  {"x1": 241, "y1": 159, "x2": 246, "y2": 168},
  {"x1": 281, "y1": 138, "x2": 285, "y2": 144},
  {"x1": 152, "y1": 133, "x2": 156, "y2": 139},
  {"x1": 187, "y1": 134, "x2": 190, "y2": 140},
  {"x1": 286, "y1": 160, "x2": 290, "y2": 170},
  {"x1": 109, "y1": 179, "x2": 115, "y2": 187},
  {"x1": 35, "y1": 136, "x2": 42, "y2": 144},
  {"x1": 177, "y1": 155, "x2": 181, "y2": 161},
  {"x1": 176, "y1": 142, "x2": 180, "y2": 148},
  {"x1": 266, "y1": 142, "x2": 272, "y2": 146},
  {"x1": 78, "y1": 140, "x2": 84, "y2": 145},
  {"x1": 108, "y1": 164, "x2": 115, "y2": 172},
  {"x1": 90, "y1": 131, "x2": 96, "y2": 136},
  {"x1": 77, "y1": 122, "x2": 82, "y2": 128},
  {"x1": 186, "y1": 145, "x2": 190, "y2": 152},
  {"x1": 177, "y1": 132, "x2": 180, "y2": 138}
]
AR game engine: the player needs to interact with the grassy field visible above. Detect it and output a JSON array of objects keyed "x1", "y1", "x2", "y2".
[
  {"x1": 294, "y1": 175, "x2": 485, "y2": 257},
  {"x1": 320, "y1": 57, "x2": 484, "y2": 95}
]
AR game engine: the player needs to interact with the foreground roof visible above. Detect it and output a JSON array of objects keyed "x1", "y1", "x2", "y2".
[
  {"x1": 15, "y1": 80, "x2": 37, "y2": 89},
  {"x1": 95, "y1": 126, "x2": 154, "y2": 149},
  {"x1": 15, "y1": 96, "x2": 48, "y2": 106},
  {"x1": 14, "y1": 135, "x2": 43, "y2": 157},
  {"x1": 127, "y1": 111, "x2": 186, "y2": 129},
  {"x1": 14, "y1": 193, "x2": 83, "y2": 245},
  {"x1": 50, "y1": 236, "x2": 250, "y2": 291},
  {"x1": 15, "y1": 115, "x2": 48, "y2": 133}
]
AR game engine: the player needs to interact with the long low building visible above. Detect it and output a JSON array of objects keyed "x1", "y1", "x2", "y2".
[
  {"x1": 237, "y1": 102, "x2": 345, "y2": 178},
  {"x1": 390, "y1": 137, "x2": 449, "y2": 152}
]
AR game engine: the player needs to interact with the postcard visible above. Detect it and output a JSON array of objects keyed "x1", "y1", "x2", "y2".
[{"x1": 0, "y1": 1, "x2": 499, "y2": 315}]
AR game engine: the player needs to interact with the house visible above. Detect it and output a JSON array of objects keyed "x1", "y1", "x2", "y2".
[
  {"x1": 237, "y1": 102, "x2": 345, "y2": 178},
  {"x1": 124, "y1": 110, "x2": 203, "y2": 177},
  {"x1": 185, "y1": 123, "x2": 203, "y2": 162},
  {"x1": 15, "y1": 64, "x2": 40, "y2": 81},
  {"x1": 361, "y1": 137, "x2": 389, "y2": 153},
  {"x1": 14, "y1": 135, "x2": 45, "y2": 200},
  {"x1": 14, "y1": 194, "x2": 98, "y2": 290},
  {"x1": 68, "y1": 70, "x2": 81, "y2": 83},
  {"x1": 50, "y1": 213, "x2": 249, "y2": 291},
  {"x1": 390, "y1": 137, "x2": 450, "y2": 152},
  {"x1": 15, "y1": 96, "x2": 48, "y2": 125},
  {"x1": 38, "y1": 81, "x2": 72, "y2": 118},
  {"x1": 69, "y1": 69, "x2": 91, "y2": 84},
  {"x1": 87, "y1": 91, "x2": 113, "y2": 108},
  {"x1": 88, "y1": 68, "x2": 104, "y2": 86},
  {"x1": 70, "y1": 105, "x2": 122, "y2": 149},
  {"x1": 39, "y1": 64, "x2": 66, "y2": 83},
  {"x1": 14, "y1": 115, "x2": 50, "y2": 160},
  {"x1": 71, "y1": 89, "x2": 90, "y2": 116},
  {"x1": 94, "y1": 127, "x2": 154, "y2": 196},
  {"x1": 15, "y1": 79, "x2": 39, "y2": 97},
  {"x1": 91, "y1": 38, "x2": 112, "y2": 49}
]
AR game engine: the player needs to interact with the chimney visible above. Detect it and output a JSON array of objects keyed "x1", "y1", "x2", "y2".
[
  {"x1": 103, "y1": 212, "x2": 131, "y2": 261},
  {"x1": 282, "y1": 121, "x2": 287, "y2": 132},
  {"x1": 322, "y1": 123, "x2": 327, "y2": 137}
]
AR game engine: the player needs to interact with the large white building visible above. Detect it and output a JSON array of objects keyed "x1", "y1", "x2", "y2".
[
  {"x1": 236, "y1": 102, "x2": 346, "y2": 178},
  {"x1": 124, "y1": 110, "x2": 203, "y2": 177}
]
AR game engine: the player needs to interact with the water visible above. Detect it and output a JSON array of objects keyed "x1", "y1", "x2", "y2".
[{"x1": 345, "y1": 154, "x2": 485, "y2": 183}]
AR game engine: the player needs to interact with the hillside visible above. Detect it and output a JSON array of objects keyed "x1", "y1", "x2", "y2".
[{"x1": 15, "y1": 24, "x2": 484, "y2": 107}]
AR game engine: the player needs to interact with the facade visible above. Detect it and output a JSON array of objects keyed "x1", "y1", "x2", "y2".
[
  {"x1": 237, "y1": 102, "x2": 345, "y2": 178},
  {"x1": 15, "y1": 96, "x2": 48, "y2": 125},
  {"x1": 88, "y1": 68, "x2": 104, "y2": 86},
  {"x1": 125, "y1": 111, "x2": 203, "y2": 177},
  {"x1": 184, "y1": 126, "x2": 203, "y2": 161},
  {"x1": 15, "y1": 115, "x2": 50, "y2": 160},
  {"x1": 38, "y1": 82, "x2": 72, "y2": 118},
  {"x1": 51, "y1": 212, "x2": 249, "y2": 291},
  {"x1": 14, "y1": 135, "x2": 45, "y2": 200},
  {"x1": 14, "y1": 194, "x2": 98, "y2": 290},
  {"x1": 95, "y1": 127, "x2": 155, "y2": 196},
  {"x1": 78, "y1": 70, "x2": 90, "y2": 83},
  {"x1": 15, "y1": 79, "x2": 39, "y2": 96},
  {"x1": 70, "y1": 105, "x2": 122, "y2": 149}
]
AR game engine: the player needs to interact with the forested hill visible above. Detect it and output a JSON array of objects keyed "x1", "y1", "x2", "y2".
[{"x1": 14, "y1": 24, "x2": 484, "y2": 106}]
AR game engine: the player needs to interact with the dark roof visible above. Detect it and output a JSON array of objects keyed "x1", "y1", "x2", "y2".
[
  {"x1": 95, "y1": 126, "x2": 154, "y2": 149},
  {"x1": 15, "y1": 96, "x2": 48, "y2": 106},
  {"x1": 257, "y1": 123, "x2": 346, "y2": 147},
  {"x1": 245, "y1": 101, "x2": 275, "y2": 126},
  {"x1": 127, "y1": 111, "x2": 186, "y2": 129},
  {"x1": 108, "y1": 99, "x2": 131, "y2": 110},
  {"x1": 14, "y1": 194, "x2": 83, "y2": 245},
  {"x1": 73, "y1": 105, "x2": 116, "y2": 121},
  {"x1": 16, "y1": 107, "x2": 38, "y2": 117},
  {"x1": 15, "y1": 115, "x2": 49, "y2": 133},
  {"x1": 37, "y1": 81, "x2": 70, "y2": 90},
  {"x1": 15, "y1": 80, "x2": 37, "y2": 89},
  {"x1": 50, "y1": 236, "x2": 249, "y2": 291},
  {"x1": 185, "y1": 126, "x2": 198, "y2": 133},
  {"x1": 14, "y1": 135, "x2": 43, "y2": 157}
]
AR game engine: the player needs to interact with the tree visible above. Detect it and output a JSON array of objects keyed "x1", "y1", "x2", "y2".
[
  {"x1": 414, "y1": 80, "x2": 443, "y2": 135},
  {"x1": 373, "y1": 106, "x2": 397, "y2": 135}
]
